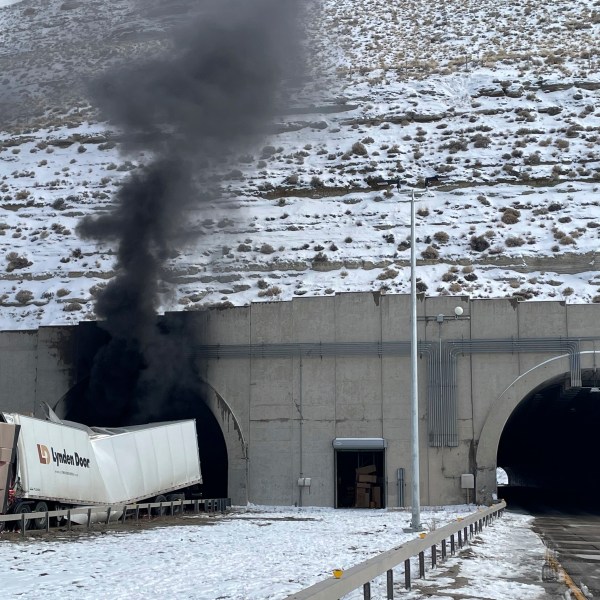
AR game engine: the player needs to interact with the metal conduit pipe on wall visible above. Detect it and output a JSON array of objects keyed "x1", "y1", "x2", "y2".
[{"x1": 426, "y1": 338, "x2": 582, "y2": 448}]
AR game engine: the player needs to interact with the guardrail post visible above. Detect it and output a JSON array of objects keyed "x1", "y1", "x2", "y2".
[
  {"x1": 441, "y1": 539, "x2": 446, "y2": 560},
  {"x1": 67, "y1": 509, "x2": 71, "y2": 531},
  {"x1": 170, "y1": 501, "x2": 175, "y2": 516},
  {"x1": 105, "y1": 507, "x2": 111, "y2": 525},
  {"x1": 464, "y1": 526, "x2": 468, "y2": 543},
  {"x1": 386, "y1": 569, "x2": 393, "y2": 599},
  {"x1": 121, "y1": 505, "x2": 127, "y2": 523},
  {"x1": 45, "y1": 511, "x2": 50, "y2": 533},
  {"x1": 458, "y1": 530, "x2": 462, "y2": 548},
  {"x1": 431, "y1": 544, "x2": 436, "y2": 568},
  {"x1": 21, "y1": 513, "x2": 26, "y2": 537},
  {"x1": 450, "y1": 534, "x2": 455, "y2": 554},
  {"x1": 363, "y1": 581, "x2": 371, "y2": 600},
  {"x1": 135, "y1": 505, "x2": 140, "y2": 522},
  {"x1": 87, "y1": 508, "x2": 92, "y2": 529},
  {"x1": 404, "y1": 559, "x2": 411, "y2": 590},
  {"x1": 418, "y1": 551, "x2": 425, "y2": 578},
  {"x1": 194, "y1": 499, "x2": 199, "y2": 514},
  {"x1": 469, "y1": 523, "x2": 473, "y2": 538},
  {"x1": 180, "y1": 499, "x2": 184, "y2": 517}
]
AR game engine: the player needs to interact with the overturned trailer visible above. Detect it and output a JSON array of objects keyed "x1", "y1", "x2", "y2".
[{"x1": 0, "y1": 410, "x2": 202, "y2": 529}]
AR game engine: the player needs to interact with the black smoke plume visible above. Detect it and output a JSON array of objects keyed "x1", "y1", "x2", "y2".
[{"x1": 75, "y1": 0, "x2": 303, "y2": 424}]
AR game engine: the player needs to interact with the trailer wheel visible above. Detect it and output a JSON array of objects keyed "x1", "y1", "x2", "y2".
[
  {"x1": 32, "y1": 502, "x2": 49, "y2": 530},
  {"x1": 151, "y1": 495, "x2": 167, "y2": 517},
  {"x1": 167, "y1": 493, "x2": 185, "y2": 515},
  {"x1": 13, "y1": 503, "x2": 32, "y2": 531}
]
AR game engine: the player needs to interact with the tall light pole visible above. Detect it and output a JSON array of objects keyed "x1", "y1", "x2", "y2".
[{"x1": 409, "y1": 188, "x2": 422, "y2": 531}]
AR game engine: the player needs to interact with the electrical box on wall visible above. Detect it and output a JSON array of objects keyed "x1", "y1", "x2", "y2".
[
  {"x1": 297, "y1": 477, "x2": 311, "y2": 487},
  {"x1": 461, "y1": 474, "x2": 474, "y2": 489}
]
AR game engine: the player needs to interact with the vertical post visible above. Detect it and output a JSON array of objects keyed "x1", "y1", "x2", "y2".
[
  {"x1": 106, "y1": 506, "x2": 111, "y2": 525},
  {"x1": 442, "y1": 539, "x2": 447, "y2": 560},
  {"x1": 194, "y1": 499, "x2": 199, "y2": 514},
  {"x1": 67, "y1": 509, "x2": 71, "y2": 531},
  {"x1": 418, "y1": 551, "x2": 425, "y2": 578},
  {"x1": 21, "y1": 513, "x2": 26, "y2": 537},
  {"x1": 409, "y1": 188, "x2": 421, "y2": 531},
  {"x1": 87, "y1": 508, "x2": 92, "y2": 530},
  {"x1": 450, "y1": 534, "x2": 455, "y2": 554},
  {"x1": 458, "y1": 530, "x2": 462, "y2": 548},
  {"x1": 464, "y1": 526, "x2": 468, "y2": 542},
  {"x1": 135, "y1": 505, "x2": 140, "y2": 522},
  {"x1": 363, "y1": 582, "x2": 371, "y2": 600},
  {"x1": 45, "y1": 511, "x2": 50, "y2": 533},
  {"x1": 404, "y1": 559, "x2": 411, "y2": 590},
  {"x1": 397, "y1": 468, "x2": 405, "y2": 508},
  {"x1": 386, "y1": 569, "x2": 393, "y2": 599},
  {"x1": 431, "y1": 544, "x2": 436, "y2": 568}
]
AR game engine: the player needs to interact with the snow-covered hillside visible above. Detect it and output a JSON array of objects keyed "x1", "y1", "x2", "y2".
[{"x1": 0, "y1": 0, "x2": 599, "y2": 329}]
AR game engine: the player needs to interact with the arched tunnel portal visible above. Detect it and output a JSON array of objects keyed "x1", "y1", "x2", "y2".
[
  {"x1": 56, "y1": 321, "x2": 234, "y2": 501},
  {"x1": 497, "y1": 367, "x2": 600, "y2": 511},
  {"x1": 61, "y1": 377, "x2": 230, "y2": 499}
]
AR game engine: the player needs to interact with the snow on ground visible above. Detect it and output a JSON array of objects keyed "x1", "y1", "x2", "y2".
[
  {"x1": 0, "y1": 0, "x2": 600, "y2": 329},
  {"x1": 0, "y1": 505, "x2": 555, "y2": 600},
  {"x1": 0, "y1": 0, "x2": 599, "y2": 329}
]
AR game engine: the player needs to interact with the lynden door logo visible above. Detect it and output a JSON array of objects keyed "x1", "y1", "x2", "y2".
[
  {"x1": 36, "y1": 443, "x2": 91, "y2": 469},
  {"x1": 37, "y1": 444, "x2": 51, "y2": 465}
]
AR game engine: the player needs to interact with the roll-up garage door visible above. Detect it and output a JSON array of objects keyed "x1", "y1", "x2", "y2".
[{"x1": 333, "y1": 438, "x2": 386, "y2": 508}]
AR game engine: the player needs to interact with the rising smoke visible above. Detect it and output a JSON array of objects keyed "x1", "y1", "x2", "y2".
[{"x1": 75, "y1": 0, "x2": 303, "y2": 424}]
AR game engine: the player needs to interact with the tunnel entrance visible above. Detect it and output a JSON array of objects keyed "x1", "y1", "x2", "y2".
[
  {"x1": 497, "y1": 369, "x2": 600, "y2": 512},
  {"x1": 59, "y1": 321, "x2": 229, "y2": 500}
]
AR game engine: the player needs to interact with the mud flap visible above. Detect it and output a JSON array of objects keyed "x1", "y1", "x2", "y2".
[{"x1": 0, "y1": 422, "x2": 20, "y2": 514}]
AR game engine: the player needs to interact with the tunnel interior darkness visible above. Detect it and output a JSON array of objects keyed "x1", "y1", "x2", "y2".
[
  {"x1": 497, "y1": 369, "x2": 600, "y2": 512},
  {"x1": 59, "y1": 321, "x2": 229, "y2": 500}
]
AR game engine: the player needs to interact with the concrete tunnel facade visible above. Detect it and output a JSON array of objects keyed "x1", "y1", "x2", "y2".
[{"x1": 2, "y1": 293, "x2": 600, "y2": 508}]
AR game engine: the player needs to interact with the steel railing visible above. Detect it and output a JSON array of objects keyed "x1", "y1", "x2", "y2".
[
  {"x1": 285, "y1": 501, "x2": 507, "y2": 600},
  {"x1": 0, "y1": 497, "x2": 231, "y2": 537}
]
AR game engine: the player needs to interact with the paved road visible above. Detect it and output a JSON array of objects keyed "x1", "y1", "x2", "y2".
[{"x1": 533, "y1": 512, "x2": 600, "y2": 596}]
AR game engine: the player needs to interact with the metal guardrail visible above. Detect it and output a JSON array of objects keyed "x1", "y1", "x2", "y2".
[
  {"x1": 285, "y1": 501, "x2": 507, "y2": 600},
  {"x1": 0, "y1": 497, "x2": 231, "y2": 537}
]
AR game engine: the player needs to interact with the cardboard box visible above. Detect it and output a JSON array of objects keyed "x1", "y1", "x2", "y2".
[
  {"x1": 356, "y1": 464, "x2": 376, "y2": 475},
  {"x1": 356, "y1": 481, "x2": 371, "y2": 489},
  {"x1": 355, "y1": 489, "x2": 370, "y2": 508},
  {"x1": 371, "y1": 486, "x2": 381, "y2": 507},
  {"x1": 357, "y1": 474, "x2": 377, "y2": 484}
]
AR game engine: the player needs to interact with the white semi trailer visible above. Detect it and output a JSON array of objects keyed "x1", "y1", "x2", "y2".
[{"x1": 0, "y1": 409, "x2": 203, "y2": 529}]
